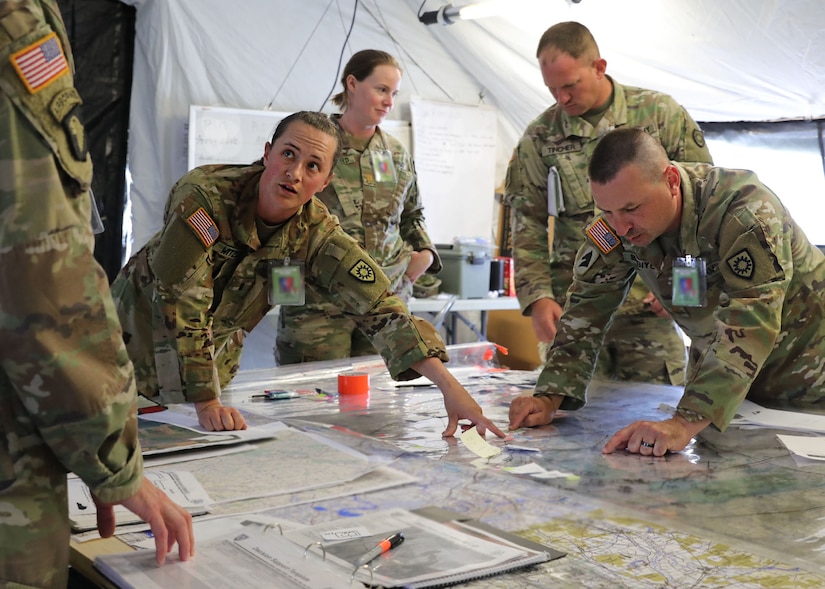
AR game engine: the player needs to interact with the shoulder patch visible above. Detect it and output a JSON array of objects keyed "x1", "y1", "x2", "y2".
[
  {"x1": 726, "y1": 249, "x2": 754, "y2": 279},
  {"x1": 185, "y1": 207, "x2": 219, "y2": 247},
  {"x1": 349, "y1": 259, "x2": 376, "y2": 282},
  {"x1": 575, "y1": 245, "x2": 600, "y2": 275},
  {"x1": 585, "y1": 218, "x2": 620, "y2": 254},
  {"x1": 11, "y1": 32, "x2": 69, "y2": 94}
]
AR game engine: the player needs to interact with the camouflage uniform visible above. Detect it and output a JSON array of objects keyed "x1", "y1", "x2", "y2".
[
  {"x1": 0, "y1": 2, "x2": 143, "y2": 586},
  {"x1": 277, "y1": 115, "x2": 440, "y2": 363},
  {"x1": 111, "y1": 162, "x2": 448, "y2": 405},
  {"x1": 538, "y1": 162, "x2": 825, "y2": 430},
  {"x1": 506, "y1": 78, "x2": 712, "y2": 384}
]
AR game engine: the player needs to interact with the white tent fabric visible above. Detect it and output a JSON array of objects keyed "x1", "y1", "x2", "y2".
[{"x1": 122, "y1": 0, "x2": 825, "y2": 251}]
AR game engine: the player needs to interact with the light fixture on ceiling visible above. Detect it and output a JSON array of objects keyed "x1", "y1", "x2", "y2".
[
  {"x1": 419, "y1": 0, "x2": 582, "y2": 26},
  {"x1": 418, "y1": 1, "x2": 508, "y2": 26}
]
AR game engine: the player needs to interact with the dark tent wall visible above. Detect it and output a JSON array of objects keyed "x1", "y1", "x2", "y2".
[{"x1": 57, "y1": 0, "x2": 135, "y2": 282}]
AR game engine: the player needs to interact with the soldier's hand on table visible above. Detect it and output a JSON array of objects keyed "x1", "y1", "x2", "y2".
[
  {"x1": 441, "y1": 387, "x2": 506, "y2": 439},
  {"x1": 529, "y1": 298, "x2": 563, "y2": 343},
  {"x1": 508, "y1": 394, "x2": 561, "y2": 429},
  {"x1": 195, "y1": 399, "x2": 247, "y2": 431},
  {"x1": 94, "y1": 478, "x2": 195, "y2": 565},
  {"x1": 410, "y1": 357, "x2": 505, "y2": 439},
  {"x1": 602, "y1": 415, "x2": 707, "y2": 456}
]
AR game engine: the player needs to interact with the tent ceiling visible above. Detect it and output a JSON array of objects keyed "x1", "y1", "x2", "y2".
[{"x1": 121, "y1": 0, "x2": 825, "y2": 249}]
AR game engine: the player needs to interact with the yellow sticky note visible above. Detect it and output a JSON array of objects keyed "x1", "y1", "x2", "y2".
[{"x1": 459, "y1": 427, "x2": 502, "y2": 459}]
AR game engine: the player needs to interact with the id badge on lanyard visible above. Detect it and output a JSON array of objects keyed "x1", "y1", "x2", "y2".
[
  {"x1": 269, "y1": 258, "x2": 306, "y2": 305},
  {"x1": 672, "y1": 255, "x2": 707, "y2": 307},
  {"x1": 371, "y1": 149, "x2": 397, "y2": 184}
]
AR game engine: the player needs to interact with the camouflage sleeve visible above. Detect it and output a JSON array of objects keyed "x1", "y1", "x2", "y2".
[
  {"x1": 678, "y1": 197, "x2": 790, "y2": 430},
  {"x1": 0, "y1": 158, "x2": 143, "y2": 503},
  {"x1": 0, "y1": 2, "x2": 142, "y2": 502},
  {"x1": 1, "y1": 227, "x2": 144, "y2": 502},
  {"x1": 535, "y1": 233, "x2": 636, "y2": 409},
  {"x1": 655, "y1": 95, "x2": 714, "y2": 165},
  {"x1": 149, "y1": 185, "x2": 220, "y2": 404},
  {"x1": 306, "y1": 225, "x2": 449, "y2": 380},
  {"x1": 505, "y1": 138, "x2": 556, "y2": 313},
  {"x1": 397, "y1": 149, "x2": 442, "y2": 273}
]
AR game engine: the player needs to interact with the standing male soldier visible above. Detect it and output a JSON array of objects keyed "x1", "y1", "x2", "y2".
[
  {"x1": 506, "y1": 21, "x2": 713, "y2": 383},
  {"x1": 0, "y1": 2, "x2": 193, "y2": 586}
]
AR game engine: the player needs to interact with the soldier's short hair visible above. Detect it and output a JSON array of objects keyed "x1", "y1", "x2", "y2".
[
  {"x1": 271, "y1": 111, "x2": 343, "y2": 171},
  {"x1": 536, "y1": 21, "x2": 600, "y2": 60},
  {"x1": 332, "y1": 49, "x2": 401, "y2": 109},
  {"x1": 588, "y1": 127, "x2": 668, "y2": 185}
]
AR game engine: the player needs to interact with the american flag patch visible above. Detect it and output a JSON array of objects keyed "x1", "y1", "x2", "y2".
[
  {"x1": 585, "y1": 218, "x2": 620, "y2": 254},
  {"x1": 186, "y1": 207, "x2": 219, "y2": 247},
  {"x1": 10, "y1": 32, "x2": 69, "y2": 94}
]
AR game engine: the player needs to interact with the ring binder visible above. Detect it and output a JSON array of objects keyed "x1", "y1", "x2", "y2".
[
  {"x1": 349, "y1": 564, "x2": 375, "y2": 585},
  {"x1": 303, "y1": 540, "x2": 326, "y2": 560}
]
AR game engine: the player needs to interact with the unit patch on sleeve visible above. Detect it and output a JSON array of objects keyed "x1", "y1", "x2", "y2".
[
  {"x1": 349, "y1": 260, "x2": 376, "y2": 282},
  {"x1": 186, "y1": 207, "x2": 219, "y2": 247},
  {"x1": 726, "y1": 249, "x2": 754, "y2": 279},
  {"x1": 585, "y1": 218, "x2": 620, "y2": 254},
  {"x1": 11, "y1": 32, "x2": 69, "y2": 93}
]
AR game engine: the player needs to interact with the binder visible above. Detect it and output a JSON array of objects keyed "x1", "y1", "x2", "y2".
[{"x1": 94, "y1": 507, "x2": 565, "y2": 588}]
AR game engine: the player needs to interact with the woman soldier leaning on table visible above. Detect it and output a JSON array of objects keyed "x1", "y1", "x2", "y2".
[{"x1": 276, "y1": 49, "x2": 441, "y2": 364}]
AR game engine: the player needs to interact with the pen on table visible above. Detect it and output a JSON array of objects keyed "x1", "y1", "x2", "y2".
[
  {"x1": 251, "y1": 390, "x2": 298, "y2": 401},
  {"x1": 354, "y1": 532, "x2": 405, "y2": 568}
]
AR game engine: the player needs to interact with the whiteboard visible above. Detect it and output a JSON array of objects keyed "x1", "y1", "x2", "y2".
[
  {"x1": 409, "y1": 96, "x2": 497, "y2": 245},
  {"x1": 185, "y1": 102, "x2": 493, "y2": 244},
  {"x1": 187, "y1": 105, "x2": 411, "y2": 171}
]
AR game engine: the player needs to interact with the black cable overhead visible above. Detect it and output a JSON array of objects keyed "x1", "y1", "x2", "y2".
[
  {"x1": 267, "y1": 0, "x2": 336, "y2": 110},
  {"x1": 319, "y1": 0, "x2": 360, "y2": 110},
  {"x1": 359, "y1": 1, "x2": 453, "y2": 101}
]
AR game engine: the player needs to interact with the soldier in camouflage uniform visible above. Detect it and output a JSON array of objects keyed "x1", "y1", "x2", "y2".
[
  {"x1": 277, "y1": 50, "x2": 440, "y2": 363},
  {"x1": 112, "y1": 111, "x2": 504, "y2": 438},
  {"x1": 510, "y1": 128, "x2": 825, "y2": 456},
  {"x1": 0, "y1": 2, "x2": 193, "y2": 586},
  {"x1": 506, "y1": 21, "x2": 713, "y2": 383}
]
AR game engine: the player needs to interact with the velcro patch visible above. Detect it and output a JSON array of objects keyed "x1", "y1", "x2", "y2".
[
  {"x1": 49, "y1": 87, "x2": 82, "y2": 122},
  {"x1": 726, "y1": 249, "x2": 755, "y2": 279},
  {"x1": 185, "y1": 207, "x2": 219, "y2": 247},
  {"x1": 11, "y1": 32, "x2": 69, "y2": 93},
  {"x1": 349, "y1": 260, "x2": 376, "y2": 282},
  {"x1": 585, "y1": 218, "x2": 620, "y2": 254},
  {"x1": 576, "y1": 246, "x2": 598, "y2": 273}
]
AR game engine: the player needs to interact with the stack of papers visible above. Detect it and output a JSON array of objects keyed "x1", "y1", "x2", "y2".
[
  {"x1": 730, "y1": 400, "x2": 825, "y2": 433},
  {"x1": 730, "y1": 400, "x2": 825, "y2": 463},
  {"x1": 69, "y1": 471, "x2": 212, "y2": 533}
]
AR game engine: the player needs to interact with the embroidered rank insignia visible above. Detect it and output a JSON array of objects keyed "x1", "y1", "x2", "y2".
[
  {"x1": 727, "y1": 249, "x2": 754, "y2": 279},
  {"x1": 349, "y1": 260, "x2": 376, "y2": 282},
  {"x1": 11, "y1": 32, "x2": 69, "y2": 94},
  {"x1": 186, "y1": 207, "x2": 219, "y2": 247},
  {"x1": 585, "y1": 218, "x2": 620, "y2": 254}
]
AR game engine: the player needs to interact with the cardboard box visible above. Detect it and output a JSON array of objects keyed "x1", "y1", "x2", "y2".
[
  {"x1": 436, "y1": 243, "x2": 492, "y2": 299},
  {"x1": 486, "y1": 309, "x2": 541, "y2": 370}
]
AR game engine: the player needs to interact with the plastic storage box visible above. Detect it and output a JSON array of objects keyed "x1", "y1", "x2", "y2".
[{"x1": 436, "y1": 242, "x2": 492, "y2": 298}]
